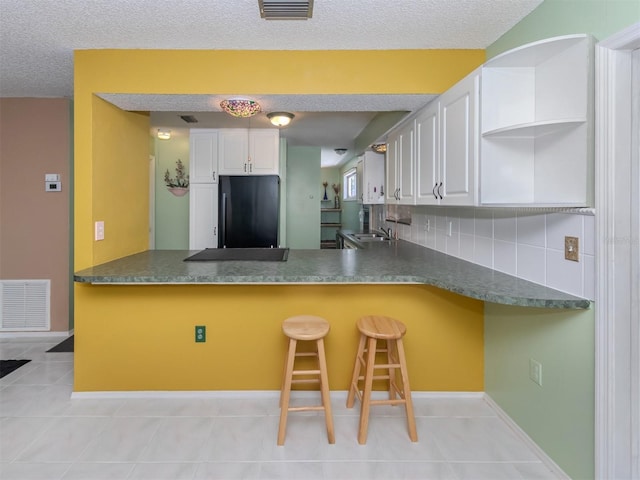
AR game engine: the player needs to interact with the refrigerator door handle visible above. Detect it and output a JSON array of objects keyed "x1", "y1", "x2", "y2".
[{"x1": 221, "y1": 193, "x2": 227, "y2": 248}]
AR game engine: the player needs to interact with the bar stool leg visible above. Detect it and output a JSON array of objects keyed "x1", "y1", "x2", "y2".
[
  {"x1": 346, "y1": 333, "x2": 366, "y2": 408},
  {"x1": 278, "y1": 338, "x2": 297, "y2": 446},
  {"x1": 316, "y1": 338, "x2": 335, "y2": 444},
  {"x1": 386, "y1": 339, "x2": 398, "y2": 401},
  {"x1": 357, "y1": 336, "x2": 378, "y2": 444},
  {"x1": 396, "y1": 337, "x2": 418, "y2": 442}
]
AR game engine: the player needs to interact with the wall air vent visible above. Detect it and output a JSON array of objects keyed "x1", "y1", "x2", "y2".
[
  {"x1": 259, "y1": 0, "x2": 313, "y2": 20},
  {"x1": 0, "y1": 280, "x2": 50, "y2": 331}
]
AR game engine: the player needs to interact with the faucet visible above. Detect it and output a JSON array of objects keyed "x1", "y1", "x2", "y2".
[{"x1": 380, "y1": 227, "x2": 392, "y2": 239}]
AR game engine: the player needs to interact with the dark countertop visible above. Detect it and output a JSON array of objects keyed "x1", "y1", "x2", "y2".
[{"x1": 74, "y1": 239, "x2": 591, "y2": 310}]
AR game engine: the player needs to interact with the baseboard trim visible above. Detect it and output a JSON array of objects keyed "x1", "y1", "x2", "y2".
[
  {"x1": 0, "y1": 330, "x2": 72, "y2": 339},
  {"x1": 483, "y1": 393, "x2": 570, "y2": 480}
]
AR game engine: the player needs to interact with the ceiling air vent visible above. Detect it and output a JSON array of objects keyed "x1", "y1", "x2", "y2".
[
  {"x1": 259, "y1": 0, "x2": 313, "y2": 20},
  {"x1": 180, "y1": 115, "x2": 198, "y2": 123}
]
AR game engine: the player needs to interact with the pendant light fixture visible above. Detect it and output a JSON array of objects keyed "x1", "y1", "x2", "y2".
[
  {"x1": 267, "y1": 112, "x2": 295, "y2": 127},
  {"x1": 220, "y1": 98, "x2": 262, "y2": 118}
]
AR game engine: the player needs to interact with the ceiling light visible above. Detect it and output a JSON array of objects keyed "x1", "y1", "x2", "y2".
[
  {"x1": 334, "y1": 148, "x2": 347, "y2": 155},
  {"x1": 220, "y1": 98, "x2": 261, "y2": 118},
  {"x1": 267, "y1": 112, "x2": 294, "y2": 127},
  {"x1": 157, "y1": 129, "x2": 171, "y2": 140},
  {"x1": 371, "y1": 143, "x2": 387, "y2": 153}
]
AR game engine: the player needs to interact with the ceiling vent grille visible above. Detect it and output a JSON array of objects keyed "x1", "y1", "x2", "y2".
[
  {"x1": 259, "y1": 0, "x2": 313, "y2": 20},
  {"x1": 180, "y1": 115, "x2": 198, "y2": 123}
]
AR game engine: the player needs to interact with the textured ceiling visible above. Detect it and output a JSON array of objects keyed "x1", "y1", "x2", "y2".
[{"x1": 0, "y1": 0, "x2": 543, "y2": 163}]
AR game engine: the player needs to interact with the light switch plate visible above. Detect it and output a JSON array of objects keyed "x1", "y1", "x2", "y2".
[
  {"x1": 565, "y1": 236, "x2": 579, "y2": 261},
  {"x1": 94, "y1": 221, "x2": 105, "y2": 241}
]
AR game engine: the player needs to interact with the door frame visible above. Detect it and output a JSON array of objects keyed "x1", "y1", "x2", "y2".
[{"x1": 595, "y1": 22, "x2": 640, "y2": 480}]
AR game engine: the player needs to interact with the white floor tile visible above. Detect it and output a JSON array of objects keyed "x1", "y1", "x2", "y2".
[{"x1": 0, "y1": 338, "x2": 563, "y2": 480}]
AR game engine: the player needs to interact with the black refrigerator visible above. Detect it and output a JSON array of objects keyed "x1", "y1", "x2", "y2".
[{"x1": 218, "y1": 175, "x2": 280, "y2": 248}]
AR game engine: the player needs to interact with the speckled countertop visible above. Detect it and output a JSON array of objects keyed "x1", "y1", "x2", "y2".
[{"x1": 74, "y1": 239, "x2": 590, "y2": 309}]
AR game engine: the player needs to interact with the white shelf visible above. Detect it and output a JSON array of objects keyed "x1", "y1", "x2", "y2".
[{"x1": 482, "y1": 119, "x2": 585, "y2": 138}]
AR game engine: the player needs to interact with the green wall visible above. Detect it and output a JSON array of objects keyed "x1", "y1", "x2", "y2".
[
  {"x1": 485, "y1": 304, "x2": 595, "y2": 480},
  {"x1": 154, "y1": 134, "x2": 190, "y2": 249},
  {"x1": 483, "y1": 2, "x2": 638, "y2": 478},
  {"x1": 487, "y1": 0, "x2": 639, "y2": 58},
  {"x1": 286, "y1": 146, "x2": 321, "y2": 248}
]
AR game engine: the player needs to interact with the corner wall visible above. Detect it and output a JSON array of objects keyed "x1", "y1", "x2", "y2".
[{"x1": 0, "y1": 98, "x2": 72, "y2": 332}]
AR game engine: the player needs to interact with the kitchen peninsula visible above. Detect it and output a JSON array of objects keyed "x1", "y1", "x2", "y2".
[{"x1": 74, "y1": 240, "x2": 589, "y2": 394}]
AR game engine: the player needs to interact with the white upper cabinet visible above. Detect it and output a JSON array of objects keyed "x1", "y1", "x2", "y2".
[
  {"x1": 386, "y1": 121, "x2": 416, "y2": 204},
  {"x1": 480, "y1": 34, "x2": 593, "y2": 206},
  {"x1": 439, "y1": 68, "x2": 479, "y2": 205},
  {"x1": 385, "y1": 131, "x2": 399, "y2": 203},
  {"x1": 414, "y1": 68, "x2": 480, "y2": 206},
  {"x1": 189, "y1": 129, "x2": 218, "y2": 183},
  {"x1": 415, "y1": 100, "x2": 440, "y2": 205},
  {"x1": 218, "y1": 129, "x2": 279, "y2": 175},
  {"x1": 359, "y1": 151, "x2": 385, "y2": 204}
]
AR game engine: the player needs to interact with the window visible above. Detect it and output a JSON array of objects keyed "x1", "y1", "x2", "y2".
[{"x1": 343, "y1": 168, "x2": 357, "y2": 201}]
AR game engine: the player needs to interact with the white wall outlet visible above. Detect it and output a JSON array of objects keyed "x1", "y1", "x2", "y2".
[
  {"x1": 529, "y1": 358, "x2": 543, "y2": 386},
  {"x1": 94, "y1": 221, "x2": 105, "y2": 241},
  {"x1": 45, "y1": 173, "x2": 60, "y2": 182},
  {"x1": 447, "y1": 221, "x2": 453, "y2": 237},
  {"x1": 425, "y1": 219, "x2": 430, "y2": 231}
]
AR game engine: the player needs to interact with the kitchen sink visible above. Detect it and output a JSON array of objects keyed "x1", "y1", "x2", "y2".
[{"x1": 353, "y1": 233, "x2": 392, "y2": 242}]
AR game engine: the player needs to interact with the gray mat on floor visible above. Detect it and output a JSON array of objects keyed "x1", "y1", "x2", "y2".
[
  {"x1": 47, "y1": 335, "x2": 74, "y2": 352},
  {"x1": 0, "y1": 359, "x2": 31, "y2": 378}
]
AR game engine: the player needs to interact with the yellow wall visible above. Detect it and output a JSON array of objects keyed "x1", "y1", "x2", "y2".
[
  {"x1": 75, "y1": 284, "x2": 483, "y2": 391},
  {"x1": 74, "y1": 48, "x2": 485, "y2": 391}
]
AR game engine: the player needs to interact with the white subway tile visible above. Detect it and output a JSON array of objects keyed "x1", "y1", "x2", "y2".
[
  {"x1": 475, "y1": 210, "x2": 493, "y2": 238},
  {"x1": 517, "y1": 213, "x2": 546, "y2": 247},
  {"x1": 517, "y1": 244, "x2": 546, "y2": 285},
  {"x1": 435, "y1": 229, "x2": 447, "y2": 253},
  {"x1": 459, "y1": 210, "x2": 475, "y2": 235},
  {"x1": 493, "y1": 239, "x2": 517, "y2": 275},
  {"x1": 474, "y1": 236, "x2": 493, "y2": 268},
  {"x1": 459, "y1": 234, "x2": 474, "y2": 262},
  {"x1": 493, "y1": 212, "x2": 517, "y2": 242},
  {"x1": 446, "y1": 230, "x2": 460, "y2": 257},
  {"x1": 546, "y1": 213, "x2": 583, "y2": 251},
  {"x1": 546, "y1": 248, "x2": 583, "y2": 297},
  {"x1": 583, "y1": 214, "x2": 595, "y2": 256},
  {"x1": 583, "y1": 254, "x2": 595, "y2": 301}
]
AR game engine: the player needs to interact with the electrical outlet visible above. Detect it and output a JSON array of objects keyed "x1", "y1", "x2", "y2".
[
  {"x1": 529, "y1": 358, "x2": 542, "y2": 386},
  {"x1": 195, "y1": 325, "x2": 206, "y2": 343},
  {"x1": 447, "y1": 221, "x2": 453, "y2": 237},
  {"x1": 94, "y1": 221, "x2": 105, "y2": 241},
  {"x1": 565, "y1": 236, "x2": 579, "y2": 261},
  {"x1": 425, "y1": 219, "x2": 430, "y2": 232}
]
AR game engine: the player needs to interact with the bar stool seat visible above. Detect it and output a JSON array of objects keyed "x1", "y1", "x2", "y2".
[
  {"x1": 278, "y1": 315, "x2": 335, "y2": 446},
  {"x1": 346, "y1": 315, "x2": 417, "y2": 444}
]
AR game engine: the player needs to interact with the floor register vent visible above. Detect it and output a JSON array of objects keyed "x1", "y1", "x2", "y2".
[
  {"x1": 259, "y1": 0, "x2": 313, "y2": 20},
  {"x1": 0, "y1": 280, "x2": 50, "y2": 331}
]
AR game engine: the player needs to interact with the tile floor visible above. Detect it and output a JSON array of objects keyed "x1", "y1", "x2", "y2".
[{"x1": 0, "y1": 337, "x2": 561, "y2": 480}]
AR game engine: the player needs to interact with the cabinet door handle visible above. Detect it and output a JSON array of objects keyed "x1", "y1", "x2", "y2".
[
  {"x1": 244, "y1": 163, "x2": 247, "y2": 173},
  {"x1": 437, "y1": 182, "x2": 443, "y2": 200},
  {"x1": 432, "y1": 183, "x2": 438, "y2": 200},
  {"x1": 249, "y1": 164, "x2": 252, "y2": 173},
  {"x1": 213, "y1": 171, "x2": 216, "y2": 183}
]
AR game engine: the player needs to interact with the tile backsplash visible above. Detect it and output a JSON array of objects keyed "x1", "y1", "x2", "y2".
[{"x1": 372, "y1": 205, "x2": 595, "y2": 301}]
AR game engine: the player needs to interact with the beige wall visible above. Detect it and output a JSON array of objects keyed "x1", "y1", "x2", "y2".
[{"x1": 0, "y1": 98, "x2": 71, "y2": 332}]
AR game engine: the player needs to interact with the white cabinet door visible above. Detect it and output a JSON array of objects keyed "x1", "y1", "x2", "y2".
[
  {"x1": 218, "y1": 129, "x2": 279, "y2": 175},
  {"x1": 415, "y1": 101, "x2": 440, "y2": 205},
  {"x1": 356, "y1": 157, "x2": 364, "y2": 204},
  {"x1": 385, "y1": 133, "x2": 399, "y2": 203},
  {"x1": 218, "y1": 129, "x2": 248, "y2": 175},
  {"x1": 362, "y1": 151, "x2": 385, "y2": 204},
  {"x1": 189, "y1": 183, "x2": 218, "y2": 250},
  {"x1": 249, "y1": 129, "x2": 279, "y2": 175},
  {"x1": 189, "y1": 130, "x2": 218, "y2": 184},
  {"x1": 439, "y1": 68, "x2": 479, "y2": 206},
  {"x1": 398, "y1": 121, "x2": 415, "y2": 204}
]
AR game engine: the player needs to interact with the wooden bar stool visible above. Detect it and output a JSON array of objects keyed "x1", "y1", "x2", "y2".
[
  {"x1": 278, "y1": 315, "x2": 335, "y2": 446},
  {"x1": 346, "y1": 315, "x2": 418, "y2": 444}
]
